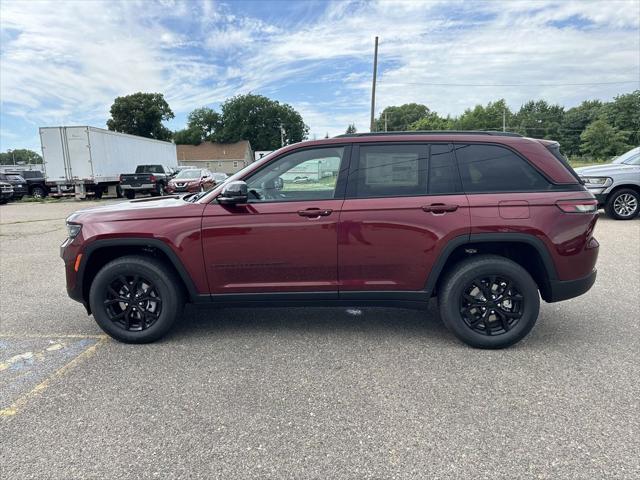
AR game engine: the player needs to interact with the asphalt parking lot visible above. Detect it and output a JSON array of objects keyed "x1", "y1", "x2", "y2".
[{"x1": 1, "y1": 200, "x2": 638, "y2": 479}]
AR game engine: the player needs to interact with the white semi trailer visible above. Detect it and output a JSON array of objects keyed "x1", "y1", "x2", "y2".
[{"x1": 39, "y1": 126, "x2": 177, "y2": 199}]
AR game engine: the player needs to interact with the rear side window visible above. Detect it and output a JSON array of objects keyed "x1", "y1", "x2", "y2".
[
  {"x1": 454, "y1": 144, "x2": 551, "y2": 193},
  {"x1": 351, "y1": 145, "x2": 428, "y2": 198},
  {"x1": 429, "y1": 144, "x2": 461, "y2": 194}
]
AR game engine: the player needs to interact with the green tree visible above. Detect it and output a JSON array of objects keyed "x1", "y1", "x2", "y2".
[
  {"x1": 580, "y1": 119, "x2": 630, "y2": 159},
  {"x1": 558, "y1": 100, "x2": 603, "y2": 155},
  {"x1": 345, "y1": 123, "x2": 357, "y2": 134},
  {"x1": 216, "y1": 94, "x2": 308, "y2": 150},
  {"x1": 0, "y1": 149, "x2": 43, "y2": 165},
  {"x1": 409, "y1": 112, "x2": 454, "y2": 131},
  {"x1": 454, "y1": 99, "x2": 513, "y2": 131},
  {"x1": 174, "y1": 107, "x2": 223, "y2": 145},
  {"x1": 107, "y1": 92, "x2": 174, "y2": 140},
  {"x1": 173, "y1": 127, "x2": 203, "y2": 145},
  {"x1": 375, "y1": 103, "x2": 429, "y2": 131},
  {"x1": 600, "y1": 90, "x2": 640, "y2": 146},
  {"x1": 513, "y1": 100, "x2": 564, "y2": 139}
]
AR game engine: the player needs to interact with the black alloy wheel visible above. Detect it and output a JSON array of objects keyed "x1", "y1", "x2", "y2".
[
  {"x1": 460, "y1": 275, "x2": 524, "y2": 336},
  {"x1": 103, "y1": 274, "x2": 162, "y2": 331}
]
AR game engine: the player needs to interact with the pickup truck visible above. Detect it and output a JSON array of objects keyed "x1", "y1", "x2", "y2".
[
  {"x1": 6, "y1": 170, "x2": 48, "y2": 198},
  {"x1": 119, "y1": 165, "x2": 175, "y2": 199}
]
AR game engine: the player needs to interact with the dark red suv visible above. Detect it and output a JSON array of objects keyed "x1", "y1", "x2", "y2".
[{"x1": 62, "y1": 132, "x2": 599, "y2": 348}]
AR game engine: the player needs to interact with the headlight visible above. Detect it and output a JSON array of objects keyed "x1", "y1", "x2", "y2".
[
  {"x1": 66, "y1": 223, "x2": 82, "y2": 239},
  {"x1": 580, "y1": 177, "x2": 612, "y2": 186}
]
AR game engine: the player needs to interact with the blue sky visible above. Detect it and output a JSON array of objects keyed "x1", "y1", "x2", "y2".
[{"x1": 1, "y1": 0, "x2": 639, "y2": 152}]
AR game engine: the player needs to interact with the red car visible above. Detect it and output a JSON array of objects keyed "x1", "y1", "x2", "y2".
[
  {"x1": 62, "y1": 132, "x2": 598, "y2": 348},
  {"x1": 166, "y1": 168, "x2": 216, "y2": 194}
]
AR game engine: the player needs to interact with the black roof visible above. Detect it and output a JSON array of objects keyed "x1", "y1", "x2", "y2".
[{"x1": 335, "y1": 130, "x2": 522, "y2": 138}]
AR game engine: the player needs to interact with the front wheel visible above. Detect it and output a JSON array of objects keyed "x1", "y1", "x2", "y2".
[
  {"x1": 438, "y1": 255, "x2": 540, "y2": 349},
  {"x1": 89, "y1": 256, "x2": 184, "y2": 343},
  {"x1": 605, "y1": 188, "x2": 639, "y2": 220}
]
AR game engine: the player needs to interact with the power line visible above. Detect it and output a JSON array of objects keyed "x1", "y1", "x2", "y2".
[{"x1": 377, "y1": 80, "x2": 640, "y2": 87}]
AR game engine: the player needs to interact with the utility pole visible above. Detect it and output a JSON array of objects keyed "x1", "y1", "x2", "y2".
[
  {"x1": 280, "y1": 124, "x2": 285, "y2": 147},
  {"x1": 503, "y1": 110, "x2": 506, "y2": 132},
  {"x1": 369, "y1": 36, "x2": 379, "y2": 133},
  {"x1": 384, "y1": 112, "x2": 388, "y2": 132}
]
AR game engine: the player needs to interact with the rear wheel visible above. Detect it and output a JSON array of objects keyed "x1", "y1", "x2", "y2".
[
  {"x1": 31, "y1": 186, "x2": 47, "y2": 199},
  {"x1": 124, "y1": 190, "x2": 135, "y2": 200},
  {"x1": 438, "y1": 255, "x2": 540, "y2": 349},
  {"x1": 89, "y1": 256, "x2": 184, "y2": 343},
  {"x1": 605, "y1": 188, "x2": 639, "y2": 220}
]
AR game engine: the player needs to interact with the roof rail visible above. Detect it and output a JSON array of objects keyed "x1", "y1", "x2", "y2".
[{"x1": 334, "y1": 130, "x2": 523, "y2": 138}]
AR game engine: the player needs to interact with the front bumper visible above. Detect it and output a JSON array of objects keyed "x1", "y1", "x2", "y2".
[{"x1": 546, "y1": 269, "x2": 597, "y2": 302}]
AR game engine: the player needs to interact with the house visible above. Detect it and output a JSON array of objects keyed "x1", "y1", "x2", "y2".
[{"x1": 176, "y1": 140, "x2": 253, "y2": 174}]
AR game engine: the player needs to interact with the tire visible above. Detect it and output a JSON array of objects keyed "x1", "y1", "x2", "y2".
[
  {"x1": 93, "y1": 188, "x2": 103, "y2": 200},
  {"x1": 125, "y1": 190, "x2": 135, "y2": 200},
  {"x1": 89, "y1": 255, "x2": 184, "y2": 343},
  {"x1": 116, "y1": 185, "x2": 123, "y2": 198},
  {"x1": 438, "y1": 255, "x2": 540, "y2": 349},
  {"x1": 0, "y1": 199, "x2": 7, "y2": 205},
  {"x1": 31, "y1": 186, "x2": 47, "y2": 199},
  {"x1": 605, "y1": 188, "x2": 639, "y2": 220},
  {"x1": 157, "y1": 183, "x2": 165, "y2": 196}
]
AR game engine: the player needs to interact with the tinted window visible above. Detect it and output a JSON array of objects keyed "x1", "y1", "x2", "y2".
[
  {"x1": 429, "y1": 144, "x2": 461, "y2": 194},
  {"x1": 455, "y1": 144, "x2": 551, "y2": 192},
  {"x1": 351, "y1": 145, "x2": 427, "y2": 198},
  {"x1": 246, "y1": 147, "x2": 344, "y2": 202}
]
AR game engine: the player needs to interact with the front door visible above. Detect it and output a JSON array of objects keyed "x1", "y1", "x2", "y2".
[
  {"x1": 338, "y1": 143, "x2": 471, "y2": 292},
  {"x1": 202, "y1": 145, "x2": 350, "y2": 296}
]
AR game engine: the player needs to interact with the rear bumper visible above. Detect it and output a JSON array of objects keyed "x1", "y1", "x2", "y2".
[
  {"x1": 546, "y1": 269, "x2": 597, "y2": 302},
  {"x1": 120, "y1": 184, "x2": 155, "y2": 190}
]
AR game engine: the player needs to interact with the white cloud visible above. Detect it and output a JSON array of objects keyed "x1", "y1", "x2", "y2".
[{"x1": 0, "y1": 0, "x2": 638, "y2": 148}]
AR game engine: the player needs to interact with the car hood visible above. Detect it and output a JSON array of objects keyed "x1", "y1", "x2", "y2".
[
  {"x1": 574, "y1": 163, "x2": 638, "y2": 176},
  {"x1": 67, "y1": 196, "x2": 205, "y2": 223}
]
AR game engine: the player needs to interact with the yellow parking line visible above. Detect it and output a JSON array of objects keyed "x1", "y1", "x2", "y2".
[{"x1": 0, "y1": 336, "x2": 109, "y2": 417}]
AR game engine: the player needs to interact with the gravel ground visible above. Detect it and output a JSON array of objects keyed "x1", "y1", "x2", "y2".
[{"x1": 0, "y1": 200, "x2": 639, "y2": 479}]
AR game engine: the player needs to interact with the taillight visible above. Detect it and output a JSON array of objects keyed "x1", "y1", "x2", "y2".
[
  {"x1": 556, "y1": 199, "x2": 598, "y2": 213},
  {"x1": 149, "y1": 175, "x2": 156, "y2": 182}
]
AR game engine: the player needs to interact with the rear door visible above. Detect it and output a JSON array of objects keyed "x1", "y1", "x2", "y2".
[{"x1": 338, "y1": 143, "x2": 470, "y2": 293}]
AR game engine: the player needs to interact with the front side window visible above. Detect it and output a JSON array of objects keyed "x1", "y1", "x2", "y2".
[
  {"x1": 350, "y1": 144, "x2": 428, "y2": 198},
  {"x1": 454, "y1": 144, "x2": 551, "y2": 192},
  {"x1": 245, "y1": 147, "x2": 345, "y2": 202}
]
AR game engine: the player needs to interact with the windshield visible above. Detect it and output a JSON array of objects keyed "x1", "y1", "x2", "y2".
[
  {"x1": 612, "y1": 147, "x2": 640, "y2": 164},
  {"x1": 622, "y1": 154, "x2": 640, "y2": 165},
  {"x1": 175, "y1": 169, "x2": 202, "y2": 179}
]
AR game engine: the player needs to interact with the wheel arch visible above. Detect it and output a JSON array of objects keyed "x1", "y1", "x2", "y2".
[
  {"x1": 78, "y1": 239, "x2": 203, "y2": 308},
  {"x1": 426, "y1": 233, "x2": 558, "y2": 302}
]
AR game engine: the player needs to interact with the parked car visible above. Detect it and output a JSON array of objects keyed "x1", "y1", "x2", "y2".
[
  {"x1": 6, "y1": 170, "x2": 48, "y2": 198},
  {"x1": 0, "y1": 173, "x2": 28, "y2": 200},
  {"x1": 61, "y1": 131, "x2": 599, "y2": 348},
  {"x1": 575, "y1": 146, "x2": 640, "y2": 220},
  {"x1": 119, "y1": 165, "x2": 174, "y2": 199},
  {"x1": 211, "y1": 172, "x2": 228, "y2": 185},
  {"x1": 0, "y1": 181, "x2": 13, "y2": 204},
  {"x1": 166, "y1": 168, "x2": 216, "y2": 194}
]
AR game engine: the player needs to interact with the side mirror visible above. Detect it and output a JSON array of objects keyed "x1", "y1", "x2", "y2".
[{"x1": 218, "y1": 180, "x2": 248, "y2": 205}]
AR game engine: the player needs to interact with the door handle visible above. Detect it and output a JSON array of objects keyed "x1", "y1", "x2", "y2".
[
  {"x1": 422, "y1": 203, "x2": 458, "y2": 214},
  {"x1": 297, "y1": 208, "x2": 333, "y2": 218}
]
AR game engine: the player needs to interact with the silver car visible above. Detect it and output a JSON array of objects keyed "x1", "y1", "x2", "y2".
[{"x1": 575, "y1": 147, "x2": 640, "y2": 220}]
